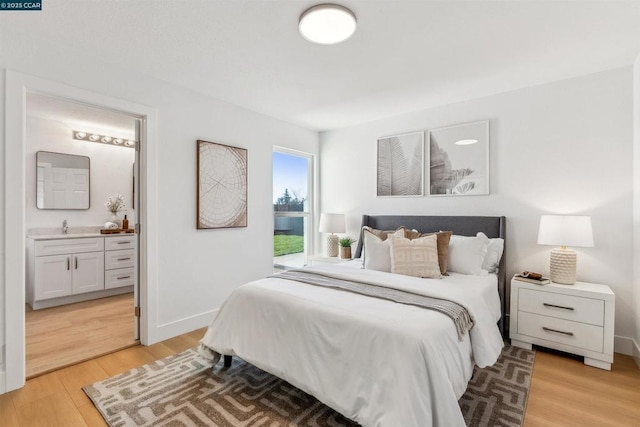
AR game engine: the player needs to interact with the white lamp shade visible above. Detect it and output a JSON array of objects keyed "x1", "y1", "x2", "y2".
[
  {"x1": 537, "y1": 215, "x2": 594, "y2": 248},
  {"x1": 299, "y1": 4, "x2": 357, "y2": 45},
  {"x1": 319, "y1": 213, "x2": 346, "y2": 233}
]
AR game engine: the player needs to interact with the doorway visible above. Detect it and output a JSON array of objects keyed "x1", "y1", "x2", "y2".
[
  {"x1": 24, "y1": 93, "x2": 141, "y2": 377},
  {"x1": 3, "y1": 70, "x2": 159, "y2": 393}
]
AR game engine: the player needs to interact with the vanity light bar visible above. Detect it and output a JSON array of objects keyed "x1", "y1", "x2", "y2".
[{"x1": 73, "y1": 130, "x2": 137, "y2": 149}]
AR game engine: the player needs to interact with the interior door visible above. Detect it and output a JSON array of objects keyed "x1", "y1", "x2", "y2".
[
  {"x1": 43, "y1": 167, "x2": 89, "y2": 209},
  {"x1": 133, "y1": 119, "x2": 142, "y2": 340}
]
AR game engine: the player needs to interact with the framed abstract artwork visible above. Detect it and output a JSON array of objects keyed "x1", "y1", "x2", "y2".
[
  {"x1": 428, "y1": 121, "x2": 489, "y2": 196},
  {"x1": 376, "y1": 131, "x2": 424, "y2": 197},
  {"x1": 197, "y1": 140, "x2": 247, "y2": 229}
]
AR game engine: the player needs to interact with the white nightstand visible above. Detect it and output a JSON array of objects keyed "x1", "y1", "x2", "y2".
[
  {"x1": 307, "y1": 255, "x2": 350, "y2": 266},
  {"x1": 510, "y1": 277, "x2": 615, "y2": 370}
]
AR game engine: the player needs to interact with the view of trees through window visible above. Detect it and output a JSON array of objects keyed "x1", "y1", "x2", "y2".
[{"x1": 273, "y1": 151, "x2": 311, "y2": 268}]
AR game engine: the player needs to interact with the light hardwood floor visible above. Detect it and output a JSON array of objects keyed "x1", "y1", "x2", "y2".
[
  {"x1": 26, "y1": 293, "x2": 138, "y2": 378},
  {"x1": 1, "y1": 330, "x2": 639, "y2": 426}
]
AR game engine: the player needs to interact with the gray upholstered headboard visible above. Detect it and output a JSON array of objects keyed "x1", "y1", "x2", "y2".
[{"x1": 354, "y1": 215, "x2": 507, "y2": 335}]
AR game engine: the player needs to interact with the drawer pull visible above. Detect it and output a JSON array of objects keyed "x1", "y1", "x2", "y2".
[
  {"x1": 542, "y1": 326, "x2": 574, "y2": 336},
  {"x1": 75, "y1": 257, "x2": 78, "y2": 269},
  {"x1": 117, "y1": 241, "x2": 131, "y2": 245},
  {"x1": 543, "y1": 302, "x2": 574, "y2": 311},
  {"x1": 66, "y1": 257, "x2": 70, "y2": 270},
  {"x1": 117, "y1": 257, "x2": 131, "y2": 261},
  {"x1": 117, "y1": 275, "x2": 131, "y2": 280}
]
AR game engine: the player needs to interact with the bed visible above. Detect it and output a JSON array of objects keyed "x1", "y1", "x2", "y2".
[{"x1": 200, "y1": 215, "x2": 506, "y2": 427}]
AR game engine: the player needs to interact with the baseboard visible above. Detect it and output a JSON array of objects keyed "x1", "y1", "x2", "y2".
[
  {"x1": 633, "y1": 339, "x2": 640, "y2": 369},
  {"x1": 30, "y1": 286, "x2": 133, "y2": 310},
  {"x1": 614, "y1": 335, "x2": 634, "y2": 355},
  {"x1": 153, "y1": 309, "x2": 219, "y2": 343}
]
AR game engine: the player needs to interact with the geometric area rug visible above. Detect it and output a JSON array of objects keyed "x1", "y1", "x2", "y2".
[{"x1": 83, "y1": 345, "x2": 535, "y2": 427}]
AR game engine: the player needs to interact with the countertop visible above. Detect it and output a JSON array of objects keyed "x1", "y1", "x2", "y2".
[{"x1": 27, "y1": 227, "x2": 135, "y2": 240}]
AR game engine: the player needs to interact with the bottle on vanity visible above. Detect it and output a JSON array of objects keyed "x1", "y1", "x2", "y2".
[{"x1": 122, "y1": 214, "x2": 129, "y2": 230}]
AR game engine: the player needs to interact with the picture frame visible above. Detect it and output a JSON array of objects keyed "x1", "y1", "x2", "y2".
[
  {"x1": 197, "y1": 140, "x2": 248, "y2": 229},
  {"x1": 427, "y1": 120, "x2": 489, "y2": 196},
  {"x1": 376, "y1": 131, "x2": 424, "y2": 197}
]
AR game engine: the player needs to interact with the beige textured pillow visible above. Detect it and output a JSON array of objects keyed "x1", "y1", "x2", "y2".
[
  {"x1": 363, "y1": 228, "x2": 406, "y2": 272},
  {"x1": 389, "y1": 234, "x2": 441, "y2": 279},
  {"x1": 406, "y1": 230, "x2": 452, "y2": 275},
  {"x1": 362, "y1": 226, "x2": 407, "y2": 241}
]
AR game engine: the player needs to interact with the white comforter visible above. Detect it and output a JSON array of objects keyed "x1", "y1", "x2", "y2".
[{"x1": 200, "y1": 261, "x2": 503, "y2": 427}]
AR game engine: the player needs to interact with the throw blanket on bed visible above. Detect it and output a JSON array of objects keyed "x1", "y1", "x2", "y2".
[{"x1": 274, "y1": 270, "x2": 474, "y2": 340}]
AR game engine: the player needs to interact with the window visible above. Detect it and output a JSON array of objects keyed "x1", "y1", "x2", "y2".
[{"x1": 273, "y1": 148, "x2": 313, "y2": 270}]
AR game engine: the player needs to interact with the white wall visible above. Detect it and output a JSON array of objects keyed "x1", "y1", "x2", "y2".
[
  {"x1": 0, "y1": 30, "x2": 319, "y2": 377},
  {"x1": 26, "y1": 116, "x2": 136, "y2": 229},
  {"x1": 320, "y1": 68, "x2": 635, "y2": 348},
  {"x1": 633, "y1": 54, "x2": 640, "y2": 366}
]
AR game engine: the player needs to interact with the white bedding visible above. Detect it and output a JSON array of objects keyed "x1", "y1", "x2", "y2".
[{"x1": 200, "y1": 261, "x2": 503, "y2": 427}]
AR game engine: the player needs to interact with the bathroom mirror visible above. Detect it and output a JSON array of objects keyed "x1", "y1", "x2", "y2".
[{"x1": 36, "y1": 151, "x2": 90, "y2": 209}]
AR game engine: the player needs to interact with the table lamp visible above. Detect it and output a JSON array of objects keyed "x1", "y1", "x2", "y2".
[
  {"x1": 319, "y1": 213, "x2": 345, "y2": 257},
  {"x1": 537, "y1": 215, "x2": 594, "y2": 284}
]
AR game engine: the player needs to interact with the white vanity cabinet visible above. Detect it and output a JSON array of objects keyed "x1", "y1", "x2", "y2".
[
  {"x1": 104, "y1": 235, "x2": 136, "y2": 290},
  {"x1": 30, "y1": 237, "x2": 105, "y2": 304},
  {"x1": 27, "y1": 234, "x2": 135, "y2": 310}
]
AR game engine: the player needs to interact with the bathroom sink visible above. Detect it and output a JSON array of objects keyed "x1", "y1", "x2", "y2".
[{"x1": 27, "y1": 226, "x2": 103, "y2": 240}]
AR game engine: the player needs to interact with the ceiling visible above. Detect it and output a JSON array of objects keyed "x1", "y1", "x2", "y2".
[
  {"x1": 5, "y1": 1, "x2": 640, "y2": 131},
  {"x1": 26, "y1": 93, "x2": 138, "y2": 139}
]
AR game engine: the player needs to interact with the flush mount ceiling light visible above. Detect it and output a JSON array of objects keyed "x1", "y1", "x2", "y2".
[
  {"x1": 455, "y1": 139, "x2": 478, "y2": 145},
  {"x1": 299, "y1": 4, "x2": 356, "y2": 45}
]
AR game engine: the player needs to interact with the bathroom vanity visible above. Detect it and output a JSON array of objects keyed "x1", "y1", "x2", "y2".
[{"x1": 26, "y1": 233, "x2": 136, "y2": 310}]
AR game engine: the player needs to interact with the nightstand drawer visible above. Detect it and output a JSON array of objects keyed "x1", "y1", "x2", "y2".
[
  {"x1": 517, "y1": 311, "x2": 603, "y2": 353},
  {"x1": 518, "y1": 288, "x2": 604, "y2": 326}
]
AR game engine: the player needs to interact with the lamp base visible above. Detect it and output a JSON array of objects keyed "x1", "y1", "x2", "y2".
[
  {"x1": 326, "y1": 234, "x2": 339, "y2": 257},
  {"x1": 550, "y1": 248, "x2": 577, "y2": 285}
]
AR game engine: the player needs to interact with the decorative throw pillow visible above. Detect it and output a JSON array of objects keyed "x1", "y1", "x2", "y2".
[
  {"x1": 388, "y1": 234, "x2": 441, "y2": 279},
  {"x1": 482, "y1": 238, "x2": 504, "y2": 273},
  {"x1": 363, "y1": 228, "x2": 405, "y2": 272},
  {"x1": 447, "y1": 232, "x2": 490, "y2": 275},
  {"x1": 362, "y1": 226, "x2": 406, "y2": 241},
  {"x1": 406, "y1": 229, "x2": 453, "y2": 275}
]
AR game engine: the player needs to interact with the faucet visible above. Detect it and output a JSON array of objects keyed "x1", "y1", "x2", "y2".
[{"x1": 62, "y1": 219, "x2": 68, "y2": 235}]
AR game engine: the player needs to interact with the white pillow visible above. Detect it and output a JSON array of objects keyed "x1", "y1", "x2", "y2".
[
  {"x1": 482, "y1": 238, "x2": 504, "y2": 273},
  {"x1": 363, "y1": 228, "x2": 405, "y2": 272},
  {"x1": 389, "y1": 234, "x2": 441, "y2": 279},
  {"x1": 447, "y1": 232, "x2": 489, "y2": 275}
]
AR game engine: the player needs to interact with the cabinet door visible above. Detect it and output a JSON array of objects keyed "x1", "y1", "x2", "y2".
[
  {"x1": 34, "y1": 254, "x2": 72, "y2": 300},
  {"x1": 72, "y1": 252, "x2": 105, "y2": 294}
]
